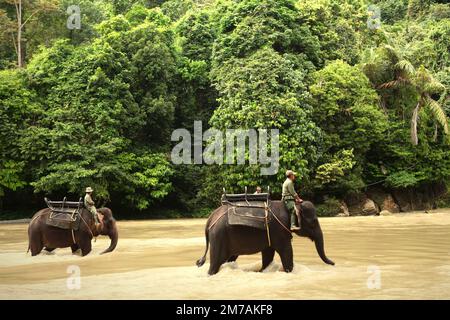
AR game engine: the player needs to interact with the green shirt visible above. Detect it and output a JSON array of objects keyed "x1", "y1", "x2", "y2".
[
  {"x1": 282, "y1": 178, "x2": 298, "y2": 200},
  {"x1": 84, "y1": 193, "x2": 95, "y2": 209}
]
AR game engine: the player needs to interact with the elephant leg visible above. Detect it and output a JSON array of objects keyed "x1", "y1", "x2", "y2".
[
  {"x1": 71, "y1": 244, "x2": 80, "y2": 254},
  {"x1": 227, "y1": 255, "x2": 238, "y2": 262},
  {"x1": 29, "y1": 233, "x2": 43, "y2": 256},
  {"x1": 80, "y1": 241, "x2": 92, "y2": 256},
  {"x1": 260, "y1": 248, "x2": 275, "y2": 271},
  {"x1": 208, "y1": 240, "x2": 229, "y2": 275},
  {"x1": 277, "y1": 244, "x2": 294, "y2": 273},
  {"x1": 44, "y1": 247, "x2": 56, "y2": 252}
]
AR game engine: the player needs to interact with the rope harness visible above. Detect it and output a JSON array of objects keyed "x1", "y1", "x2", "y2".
[
  {"x1": 208, "y1": 202, "x2": 292, "y2": 246},
  {"x1": 29, "y1": 212, "x2": 47, "y2": 225},
  {"x1": 30, "y1": 210, "x2": 97, "y2": 245},
  {"x1": 264, "y1": 202, "x2": 271, "y2": 246},
  {"x1": 49, "y1": 208, "x2": 78, "y2": 245},
  {"x1": 267, "y1": 205, "x2": 292, "y2": 234},
  {"x1": 80, "y1": 214, "x2": 97, "y2": 243},
  {"x1": 208, "y1": 209, "x2": 228, "y2": 231}
]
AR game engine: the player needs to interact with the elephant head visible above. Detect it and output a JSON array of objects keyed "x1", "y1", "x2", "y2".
[
  {"x1": 298, "y1": 201, "x2": 335, "y2": 265},
  {"x1": 96, "y1": 208, "x2": 118, "y2": 254}
]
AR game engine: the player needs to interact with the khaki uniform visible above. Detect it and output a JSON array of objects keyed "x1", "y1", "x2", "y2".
[
  {"x1": 84, "y1": 193, "x2": 99, "y2": 223},
  {"x1": 282, "y1": 178, "x2": 299, "y2": 228}
]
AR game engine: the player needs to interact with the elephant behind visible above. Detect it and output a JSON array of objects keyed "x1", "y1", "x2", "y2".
[
  {"x1": 196, "y1": 200, "x2": 334, "y2": 275},
  {"x1": 28, "y1": 207, "x2": 118, "y2": 256}
]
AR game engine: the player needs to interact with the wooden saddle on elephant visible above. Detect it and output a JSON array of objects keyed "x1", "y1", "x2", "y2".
[
  {"x1": 221, "y1": 187, "x2": 272, "y2": 231},
  {"x1": 44, "y1": 197, "x2": 83, "y2": 230}
]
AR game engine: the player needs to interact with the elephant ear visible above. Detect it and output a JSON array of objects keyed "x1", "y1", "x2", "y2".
[{"x1": 300, "y1": 201, "x2": 319, "y2": 227}]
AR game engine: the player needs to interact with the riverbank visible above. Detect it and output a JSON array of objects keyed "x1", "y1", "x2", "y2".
[{"x1": 0, "y1": 206, "x2": 446, "y2": 224}]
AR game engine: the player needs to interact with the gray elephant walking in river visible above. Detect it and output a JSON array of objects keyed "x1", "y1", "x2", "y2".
[
  {"x1": 28, "y1": 207, "x2": 118, "y2": 256},
  {"x1": 196, "y1": 200, "x2": 334, "y2": 275}
]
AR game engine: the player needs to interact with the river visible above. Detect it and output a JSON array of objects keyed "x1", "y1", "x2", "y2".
[{"x1": 1, "y1": 209, "x2": 450, "y2": 299}]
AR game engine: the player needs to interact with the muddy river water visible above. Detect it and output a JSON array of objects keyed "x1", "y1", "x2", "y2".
[{"x1": 1, "y1": 209, "x2": 450, "y2": 299}]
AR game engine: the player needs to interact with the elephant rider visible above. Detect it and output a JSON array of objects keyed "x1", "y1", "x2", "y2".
[
  {"x1": 254, "y1": 186, "x2": 262, "y2": 194},
  {"x1": 84, "y1": 187, "x2": 100, "y2": 226},
  {"x1": 282, "y1": 170, "x2": 303, "y2": 231}
]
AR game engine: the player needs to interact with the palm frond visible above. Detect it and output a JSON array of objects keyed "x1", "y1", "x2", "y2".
[
  {"x1": 378, "y1": 77, "x2": 411, "y2": 89},
  {"x1": 396, "y1": 59, "x2": 415, "y2": 76},
  {"x1": 381, "y1": 44, "x2": 401, "y2": 64},
  {"x1": 426, "y1": 97, "x2": 449, "y2": 135}
]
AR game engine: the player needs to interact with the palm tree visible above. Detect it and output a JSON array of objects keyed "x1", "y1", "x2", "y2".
[{"x1": 364, "y1": 44, "x2": 449, "y2": 145}]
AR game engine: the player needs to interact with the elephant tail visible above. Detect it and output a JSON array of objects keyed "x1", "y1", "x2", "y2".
[{"x1": 196, "y1": 228, "x2": 209, "y2": 267}]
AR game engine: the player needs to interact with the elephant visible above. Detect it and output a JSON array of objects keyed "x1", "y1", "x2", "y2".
[
  {"x1": 27, "y1": 207, "x2": 118, "y2": 256},
  {"x1": 196, "y1": 200, "x2": 334, "y2": 275}
]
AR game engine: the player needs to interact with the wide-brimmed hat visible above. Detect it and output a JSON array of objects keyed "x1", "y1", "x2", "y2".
[
  {"x1": 285, "y1": 170, "x2": 297, "y2": 177},
  {"x1": 85, "y1": 187, "x2": 94, "y2": 193}
]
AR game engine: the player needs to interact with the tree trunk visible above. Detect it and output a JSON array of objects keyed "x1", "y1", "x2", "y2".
[
  {"x1": 16, "y1": 0, "x2": 23, "y2": 68},
  {"x1": 410, "y1": 101, "x2": 421, "y2": 145}
]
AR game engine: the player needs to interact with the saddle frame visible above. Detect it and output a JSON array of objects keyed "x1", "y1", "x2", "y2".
[
  {"x1": 44, "y1": 197, "x2": 84, "y2": 231},
  {"x1": 221, "y1": 187, "x2": 272, "y2": 245}
]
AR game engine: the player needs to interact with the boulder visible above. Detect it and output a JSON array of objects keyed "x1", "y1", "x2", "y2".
[
  {"x1": 362, "y1": 198, "x2": 379, "y2": 215},
  {"x1": 345, "y1": 193, "x2": 367, "y2": 216},
  {"x1": 392, "y1": 188, "x2": 433, "y2": 212},
  {"x1": 366, "y1": 187, "x2": 388, "y2": 209},
  {"x1": 338, "y1": 201, "x2": 350, "y2": 217},
  {"x1": 379, "y1": 210, "x2": 392, "y2": 216},
  {"x1": 345, "y1": 194, "x2": 379, "y2": 216},
  {"x1": 381, "y1": 194, "x2": 400, "y2": 213}
]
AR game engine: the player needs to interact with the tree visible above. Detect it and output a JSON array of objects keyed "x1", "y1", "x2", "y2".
[
  {"x1": 296, "y1": 0, "x2": 366, "y2": 66},
  {"x1": 20, "y1": 8, "x2": 179, "y2": 210},
  {"x1": 374, "y1": 45, "x2": 449, "y2": 145},
  {"x1": 0, "y1": 69, "x2": 37, "y2": 200},
  {"x1": 373, "y1": 0, "x2": 408, "y2": 24},
  {"x1": 407, "y1": 0, "x2": 432, "y2": 19},
  {"x1": 309, "y1": 60, "x2": 388, "y2": 195},
  {"x1": 204, "y1": 0, "x2": 322, "y2": 200},
  {"x1": 2, "y1": 0, "x2": 58, "y2": 67},
  {"x1": 161, "y1": 0, "x2": 193, "y2": 21}
]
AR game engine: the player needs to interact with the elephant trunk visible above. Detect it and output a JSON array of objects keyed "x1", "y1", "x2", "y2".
[
  {"x1": 100, "y1": 222, "x2": 118, "y2": 254},
  {"x1": 313, "y1": 225, "x2": 335, "y2": 266}
]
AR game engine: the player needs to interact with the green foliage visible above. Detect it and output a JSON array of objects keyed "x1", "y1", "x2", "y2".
[
  {"x1": 385, "y1": 171, "x2": 421, "y2": 188},
  {"x1": 315, "y1": 196, "x2": 342, "y2": 217},
  {"x1": 373, "y1": 0, "x2": 408, "y2": 24},
  {"x1": 174, "y1": 8, "x2": 218, "y2": 127},
  {"x1": 212, "y1": 0, "x2": 321, "y2": 67},
  {"x1": 407, "y1": 0, "x2": 432, "y2": 19},
  {"x1": 177, "y1": 10, "x2": 215, "y2": 62},
  {"x1": 0, "y1": 69, "x2": 40, "y2": 196},
  {"x1": 0, "y1": 0, "x2": 449, "y2": 217},
  {"x1": 59, "y1": 0, "x2": 114, "y2": 44},
  {"x1": 208, "y1": 46, "x2": 322, "y2": 194},
  {"x1": 315, "y1": 149, "x2": 356, "y2": 185},
  {"x1": 428, "y1": 3, "x2": 450, "y2": 20},
  {"x1": 360, "y1": 33, "x2": 450, "y2": 191},
  {"x1": 161, "y1": 0, "x2": 194, "y2": 21},
  {"x1": 309, "y1": 60, "x2": 387, "y2": 195},
  {"x1": 296, "y1": 0, "x2": 366, "y2": 65},
  {"x1": 0, "y1": 160, "x2": 26, "y2": 197},
  {"x1": 3, "y1": 9, "x2": 178, "y2": 211}
]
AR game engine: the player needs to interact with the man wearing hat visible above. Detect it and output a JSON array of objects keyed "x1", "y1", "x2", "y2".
[
  {"x1": 84, "y1": 187, "x2": 100, "y2": 225},
  {"x1": 282, "y1": 170, "x2": 302, "y2": 231}
]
